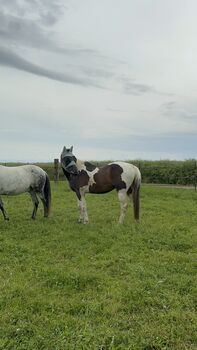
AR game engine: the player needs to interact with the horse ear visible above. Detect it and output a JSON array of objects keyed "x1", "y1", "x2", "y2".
[
  {"x1": 70, "y1": 146, "x2": 73, "y2": 152},
  {"x1": 61, "y1": 146, "x2": 67, "y2": 157}
]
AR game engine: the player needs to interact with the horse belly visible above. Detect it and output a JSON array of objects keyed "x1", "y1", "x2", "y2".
[
  {"x1": 0, "y1": 174, "x2": 30, "y2": 195},
  {"x1": 89, "y1": 181, "x2": 114, "y2": 194}
]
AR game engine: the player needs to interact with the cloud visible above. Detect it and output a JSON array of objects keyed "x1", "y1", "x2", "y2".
[
  {"x1": 0, "y1": 47, "x2": 102, "y2": 87},
  {"x1": 0, "y1": 0, "x2": 66, "y2": 24},
  {"x1": 0, "y1": 10, "x2": 99, "y2": 58},
  {"x1": 0, "y1": 0, "x2": 101, "y2": 57},
  {"x1": 161, "y1": 101, "x2": 177, "y2": 114},
  {"x1": 0, "y1": 11, "x2": 55, "y2": 51},
  {"x1": 161, "y1": 100, "x2": 197, "y2": 122},
  {"x1": 0, "y1": 1, "x2": 82, "y2": 55},
  {"x1": 0, "y1": 2, "x2": 115, "y2": 88},
  {"x1": 120, "y1": 76, "x2": 155, "y2": 95},
  {"x1": 106, "y1": 108, "x2": 129, "y2": 113},
  {"x1": 0, "y1": 1, "x2": 161, "y2": 96}
]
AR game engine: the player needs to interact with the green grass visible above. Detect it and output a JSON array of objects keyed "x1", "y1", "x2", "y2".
[{"x1": 0, "y1": 182, "x2": 196, "y2": 350}]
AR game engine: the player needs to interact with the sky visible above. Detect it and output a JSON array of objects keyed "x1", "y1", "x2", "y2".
[{"x1": 0, "y1": 0, "x2": 197, "y2": 162}]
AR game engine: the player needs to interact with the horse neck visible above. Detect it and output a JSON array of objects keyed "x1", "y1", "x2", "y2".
[{"x1": 62, "y1": 168, "x2": 71, "y2": 181}]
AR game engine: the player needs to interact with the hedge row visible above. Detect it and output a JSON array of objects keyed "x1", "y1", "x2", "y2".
[
  {"x1": 39, "y1": 159, "x2": 197, "y2": 186},
  {"x1": 131, "y1": 159, "x2": 197, "y2": 186},
  {"x1": 2, "y1": 160, "x2": 197, "y2": 186}
]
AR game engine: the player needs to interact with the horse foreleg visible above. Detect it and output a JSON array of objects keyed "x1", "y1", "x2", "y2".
[
  {"x1": 82, "y1": 196, "x2": 89, "y2": 224},
  {"x1": 0, "y1": 196, "x2": 9, "y2": 220},
  {"x1": 77, "y1": 194, "x2": 89, "y2": 224},
  {"x1": 29, "y1": 191, "x2": 39, "y2": 219},
  {"x1": 118, "y1": 189, "x2": 128, "y2": 224},
  {"x1": 77, "y1": 198, "x2": 84, "y2": 223}
]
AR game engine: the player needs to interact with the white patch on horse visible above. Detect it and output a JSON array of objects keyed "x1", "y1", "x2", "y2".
[{"x1": 87, "y1": 168, "x2": 99, "y2": 187}]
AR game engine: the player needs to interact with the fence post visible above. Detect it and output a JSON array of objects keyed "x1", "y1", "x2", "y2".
[{"x1": 54, "y1": 158, "x2": 59, "y2": 182}]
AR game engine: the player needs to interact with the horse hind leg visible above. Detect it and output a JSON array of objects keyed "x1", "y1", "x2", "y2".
[
  {"x1": 0, "y1": 196, "x2": 9, "y2": 220},
  {"x1": 29, "y1": 191, "x2": 39, "y2": 220},
  {"x1": 38, "y1": 191, "x2": 49, "y2": 218},
  {"x1": 118, "y1": 189, "x2": 128, "y2": 224},
  {"x1": 38, "y1": 174, "x2": 51, "y2": 218}
]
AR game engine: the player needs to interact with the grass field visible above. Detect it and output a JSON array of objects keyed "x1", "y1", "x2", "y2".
[{"x1": 0, "y1": 182, "x2": 196, "y2": 350}]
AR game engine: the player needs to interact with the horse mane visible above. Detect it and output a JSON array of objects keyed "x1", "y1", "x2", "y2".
[
  {"x1": 76, "y1": 159, "x2": 86, "y2": 171},
  {"x1": 76, "y1": 159, "x2": 97, "y2": 172}
]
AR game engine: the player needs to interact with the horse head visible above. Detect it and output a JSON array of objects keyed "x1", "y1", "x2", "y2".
[{"x1": 61, "y1": 146, "x2": 78, "y2": 175}]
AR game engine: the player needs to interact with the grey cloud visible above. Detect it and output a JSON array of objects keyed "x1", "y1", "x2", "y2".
[
  {"x1": 161, "y1": 101, "x2": 177, "y2": 112},
  {"x1": 0, "y1": 0, "x2": 172, "y2": 98},
  {"x1": 0, "y1": 12, "x2": 55, "y2": 51},
  {"x1": 0, "y1": 0, "x2": 65, "y2": 25},
  {"x1": 81, "y1": 66, "x2": 114, "y2": 79},
  {"x1": 120, "y1": 76, "x2": 175, "y2": 97},
  {"x1": 164, "y1": 101, "x2": 176, "y2": 108},
  {"x1": 106, "y1": 108, "x2": 129, "y2": 113},
  {"x1": 120, "y1": 76, "x2": 155, "y2": 95},
  {"x1": 0, "y1": 10, "x2": 104, "y2": 61},
  {"x1": 0, "y1": 47, "x2": 101, "y2": 87},
  {"x1": 0, "y1": 1, "x2": 129, "y2": 91},
  {"x1": 0, "y1": 0, "x2": 70, "y2": 52},
  {"x1": 161, "y1": 101, "x2": 197, "y2": 121}
]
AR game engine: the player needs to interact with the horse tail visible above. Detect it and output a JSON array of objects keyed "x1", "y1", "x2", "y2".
[
  {"x1": 132, "y1": 168, "x2": 141, "y2": 221},
  {"x1": 43, "y1": 173, "x2": 51, "y2": 217}
]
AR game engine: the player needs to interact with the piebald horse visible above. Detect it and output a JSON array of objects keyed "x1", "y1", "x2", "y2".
[
  {"x1": 0, "y1": 164, "x2": 51, "y2": 220},
  {"x1": 61, "y1": 146, "x2": 141, "y2": 224}
]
